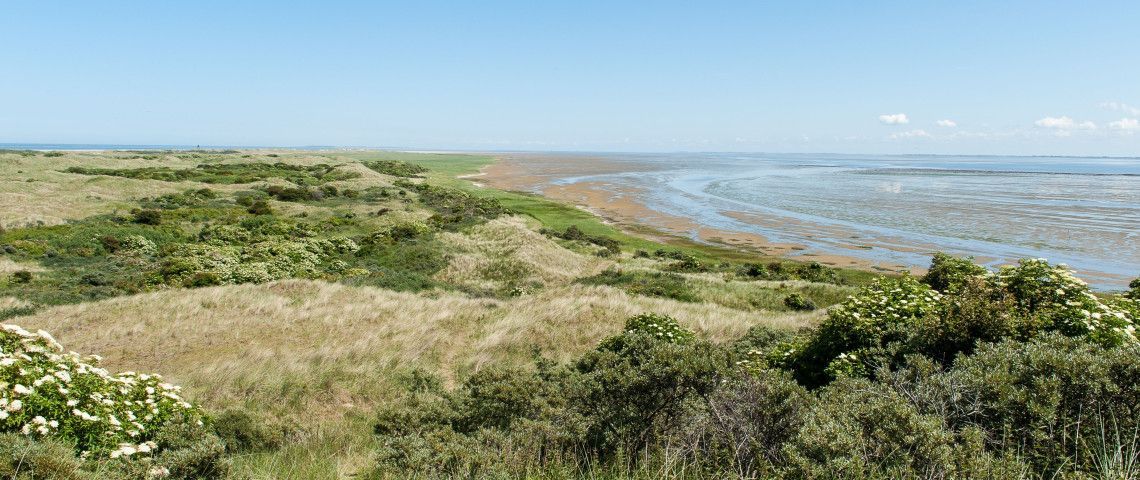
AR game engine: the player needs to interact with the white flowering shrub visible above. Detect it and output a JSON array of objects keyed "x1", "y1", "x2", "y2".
[
  {"x1": 623, "y1": 313, "x2": 695, "y2": 344},
  {"x1": 996, "y1": 259, "x2": 1136, "y2": 346},
  {"x1": 773, "y1": 258, "x2": 1138, "y2": 387},
  {"x1": 117, "y1": 235, "x2": 157, "y2": 257},
  {"x1": 160, "y1": 236, "x2": 359, "y2": 287},
  {"x1": 0, "y1": 324, "x2": 202, "y2": 460}
]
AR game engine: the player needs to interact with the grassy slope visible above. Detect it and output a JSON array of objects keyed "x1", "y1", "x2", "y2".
[{"x1": 1, "y1": 149, "x2": 857, "y2": 478}]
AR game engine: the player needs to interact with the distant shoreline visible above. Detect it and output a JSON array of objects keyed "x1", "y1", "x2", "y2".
[{"x1": 478, "y1": 152, "x2": 1138, "y2": 290}]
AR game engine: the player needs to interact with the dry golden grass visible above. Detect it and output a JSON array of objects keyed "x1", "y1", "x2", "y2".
[
  {"x1": 0, "y1": 296, "x2": 32, "y2": 310},
  {"x1": 436, "y1": 216, "x2": 610, "y2": 291},
  {"x1": 14, "y1": 279, "x2": 813, "y2": 423},
  {"x1": 0, "y1": 257, "x2": 44, "y2": 274},
  {"x1": 0, "y1": 150, "x2": 384, "y2": 227}
]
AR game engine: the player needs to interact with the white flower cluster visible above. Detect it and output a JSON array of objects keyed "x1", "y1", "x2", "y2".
[
  {"x1": 997, "y1": 259, "x2": 1137, "y2": 345},
  {"x1": 0, "y1": 323, "x2": 201, "y2": 459},
  {"x1": 827, "y1": 276, "x2": 943, "y2": 334}
]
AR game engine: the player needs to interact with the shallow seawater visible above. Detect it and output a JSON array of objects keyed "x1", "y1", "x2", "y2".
[{"x1": 550, "y1": 153, "x2": 1140, "y2": 290}]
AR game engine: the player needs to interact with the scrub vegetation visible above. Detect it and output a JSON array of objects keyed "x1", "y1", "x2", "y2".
[{"x1": 1, "y1": 149, "x2": 1136, "y2": 479}]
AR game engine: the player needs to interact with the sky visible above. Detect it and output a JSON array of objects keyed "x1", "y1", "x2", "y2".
[{"x1": 2, "y1": 1, "x2": 1139, "y2": 155}]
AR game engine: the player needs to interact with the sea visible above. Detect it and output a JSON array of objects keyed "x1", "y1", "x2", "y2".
[{"x1": 548, "y1": 153, "x2": 1140, "y2": 290}]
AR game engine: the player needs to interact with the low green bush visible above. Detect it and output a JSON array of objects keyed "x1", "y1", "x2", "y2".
[
  {"x1": 922, "y1": 252, "x2": 989, "y2": 292},
  {"x1": 543, "y1": 225, "x2": 621, "y2": 254},
  {"x1": 576, "y1": 268, "x2": 700, "y2": 302},
  {"x1": 395, "y1": 180, "x2": 510, "y2": 230},
  {"x1": 65, "y1": 162, "x2": 357, "y2": 185},
  {"x1": 783, "y1": 293, "x2": 816, "y2": 311},
  {"x1": 361, "y1": 160, "x2": 429, "y2": 178}
]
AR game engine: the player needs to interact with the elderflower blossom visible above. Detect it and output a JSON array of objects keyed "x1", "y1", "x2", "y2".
[{"x1": 0, "y1": 323, "x2": 202, "y2": 458}]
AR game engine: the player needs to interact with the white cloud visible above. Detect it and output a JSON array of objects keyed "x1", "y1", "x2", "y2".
[
  {"x1": 1034, "y1": 116, "x2": 1096, "y2": 130},
  {"x1": 1101, "y1": 102, "x2": 1140, "y2": 116},
  {"x1": 1109, "y1": 117, "x2": 1140, "y2": 132},
  {"x1": 878, "y1": 113, "x2": 909, "y2": 125},
  {"x1": 935, "y1": 119, "x2": 957, "y2": 127},
  {"x1": 889, "y1": 129, "x2": 930, "y2": 139}
]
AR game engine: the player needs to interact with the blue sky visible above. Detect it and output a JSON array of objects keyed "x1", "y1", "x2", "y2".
[{"x1": 2, "y1": 1, "x2": 1138, "y2": 155}]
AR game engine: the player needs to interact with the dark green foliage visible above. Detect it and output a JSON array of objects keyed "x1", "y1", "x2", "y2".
[
  {"x1": 0, "y1": 417, "x2": 230, "y2": 479},
  {"x1": 369, "y1": 316, "x2": 729, "y2": 477},
  {"x1": 0, "y1": 433, "x2": 85, "y2": 479},
  {"x1": 576, "y1": 268, "x2": 700, "y2": 302},
  {"x1": 783, "y1": 377, "x2": 1024, "y2": 479},
  {"x1": 64, "y1": 162, "x2": 358, "y2": 185},
  {"x1": 542, "y1": 225, "x2": 622, "y2": 254},
  {"x1": 132, "y1": 209, "x2": 163, "y2": 225},
  {"x1": 665, "y1": 253, "x2": 706, "y2": 272},
  {"x1": 575, "y1": 327, "x2": 727, "y2": 456},
  {"x1": 139, "y1": 188, "x2": 217, "y2": 210},
  {"x1": 395, "y1": 180, "x2": 511, "y2": 230},
  {"x1": 212, "y1": 409, "x2": 284, "y2": 453},
  {"x1": 1129, "y1": 277, "x2": 1140, "y2": 298},
  {"x1": 738, "y1": 260, "x2": 842, "y2": 284},
  {"x1": 915, "y1": 335, "x2": 1140, "y2": 473},
  {"x1": 246, "y1": 200, "x2": 272, "y2": 215},
  {"x1": 43, "y1": 151, "x2": 65, "y2": 157},
  {"x1": 362, "y1": 160, "x2": 430, "y2": 177},
  {"x1": 263, "y1": 185, "x2": 314, "y2": 201},
  {"x1": 349, "y1": 239, "x2": 449, "y2": 292},
  {"x1": 783, "y1": 293, "x2": 816, "y2": 311},
  {"x1": 922, "y1": 251, "x2": 989, "y2": 292},
  {"x1": 11, "y1": 270, "x2": 31, "y2": 284}
]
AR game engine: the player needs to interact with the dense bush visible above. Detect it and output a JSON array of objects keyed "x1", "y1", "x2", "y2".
[
  {"x1": 577, "y1": 268, "x2": 700, "y2": 302},
  {"x1": 65, "y1": 162, "x2": 358, "y2": 185},
  {"x1": 0, "y1": 324, "x2": 199, "y2": 457},
  {"x1": 782, "y1": 293, "x2": 816, "y2": 311},
  {"x1": 542, "y1": 225, "x2": 621, "y2": 255},
  {"x1": 395, "y1": 180, "x2": 511, "y2": 230},
  {"x1": 362, "y1": 160, "x2": 430, "y2": 177},
  {"x1": 737, "y1": 260, "x2": 841, "y2": 284},
  {"x1": 773, "y1": 257, "x2": 1138, "y2": 387},
  {"x1": 922, "y1": 251, "x2": 988, "y2": 292}
]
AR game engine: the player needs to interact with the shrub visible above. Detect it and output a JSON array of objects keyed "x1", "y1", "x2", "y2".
[
  {"x1": 65, "y1": 162, "x2": 357, "y2": 185},
  {"x1": 786, "y1": 276, "x2": 942, "y2": 387},
  {"x1": 131, "y1": 209, "x2": 162, "y2": 225},
  {"x1": 367, "y1": 222, "x2": 433, "y2": 243},
  {"x1": 617, "y1": 313, "x2": 694, "y2": 344},
  {"x1": 783, "y1": 377, "x2": 1024, "y2": 479},
  {"x1": 922, "y1": 252, "x2": 989, "y2": 292},
  {"x1": 545, "y1": 225, "x2": 621, "y2": 254},
  {"x1": 996, "y1": 258, "x2": 1136, "y2": 346},
  {"x1": 211, "y1": 409, "x2": 283, "y2": 453},
  {"x1": 246, "y1": 200, "x2": 272, "y2": 215},
  {"x1": 666, "y1": 253, "x2": 705, "y2": 272},
  {"x1": 686, "y1": 369, "x2": 809, "y2": 477},
  {"x1": 576, "y1": 268, "x2": 700, "y2": 303},
  {"x1": 11, "y1": 271, "x2": 31, "y2": 284},
  {"x1": 263, "y1": 185, "x2": 312, "y2": 202},
  {"x1": 929, "y1": 334, "x2": 1140, "y2": 473},
  {"x1": 362, "y1": 160, "x2": 429, "y2": 178},
  {"x1": 0, "y1": 324, "x2": 203, "y2": 459},
  {"x1": 574, "y1": 330, "x2": 728, "y2": 457},
  {"x1": 783, "y1": 293, "x2": 816, "y2": 311},
  {"x1": 395, "y1": 181, "x2": 510, "y2": 230}
]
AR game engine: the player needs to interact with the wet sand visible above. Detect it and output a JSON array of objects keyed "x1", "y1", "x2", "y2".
[{"x1": 482, "y1": 153, "x2": 922, "y2": 274}]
